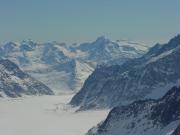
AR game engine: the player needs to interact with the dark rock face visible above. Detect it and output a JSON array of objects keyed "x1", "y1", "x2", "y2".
[
  {"x1": 151, "y1": 86, "x2": 180, "y2": 125},
  {"x1": 0, "y1": 59, "x2": 54, "y2": 97},
  {"x1": 171, "y1": 125, "x2": 180, "y2": 135},
  {"x1": 87, "y1": 86, "x2": 180, "y2": 135},
  {"x1": 70, "y1": 35, "x2": 180, "y2": 110}
]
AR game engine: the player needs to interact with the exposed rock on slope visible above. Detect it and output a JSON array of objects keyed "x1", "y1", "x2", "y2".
[
  {"x1": 0, "y1": 59, "x2": 53, "y2": 97},
  {"x1": 86, "y1": 86, "x2": 180, "y2": 135}
]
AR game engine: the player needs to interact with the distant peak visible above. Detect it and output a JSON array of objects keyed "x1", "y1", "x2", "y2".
[
  {"x1": 168, "y1": 34, "x2": 180, "y2": 45},
  {"x1": 52, "y1": 41, "x2": 67, "y2": 47},
  {"x1": 3, "y1": 41, "x2": 17, "y2": 48},
  {"x1": 95, "y1": 36, "x2": 110, "y2": 44},
  {"x1": 4, "y1": 41, "x2": 16, "y2": 45},
  {"x1": 20, "y1": 39, "x2": 38, "y2": 49},
  {"x1": 21, "y1": 39, "x2": 35, "y2": 45}
]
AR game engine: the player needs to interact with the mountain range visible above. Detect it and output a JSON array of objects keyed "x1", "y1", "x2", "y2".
[
  {"x1": 0, "y1": 37, "x2": 148, "y2": 93},
  {"x1": 70, "y1": 34, "x2": 180, "y2": 110}
]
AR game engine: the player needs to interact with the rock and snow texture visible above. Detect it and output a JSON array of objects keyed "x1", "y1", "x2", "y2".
[
  {"x1": 170, "y1": 124, "x2": 180, "y2": 135},
  {"x1": 0, "y1": 37, "x2": 148, "y2": 93},
  {"x1": 86, "y1": 86, "x2": 180, "y2": 135},
  {"x1": 0, "y1": 94, "x2": 109, "y2": 135},
  {"x1": 0, "y1": 59, "x2": 54, "y2": 97},
  {"x1": 70, "y1": 34, "x2": 180, "y2": 110}
]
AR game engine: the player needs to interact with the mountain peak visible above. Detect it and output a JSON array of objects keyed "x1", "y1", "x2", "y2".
[
  {"x1": 2, "y1": 42, "x2": 18, "y2": 53},
  {"x1": 21, "y1": 39, "x2": 35, "y2": 45},
  {"x1": 163, "y1": 34, "x2": 180, "y2": 50},
  {"x1": 168, "y1": 34, "x2": 180, "y2": 44},
  {"x1": 95, "y1": 36, "x2": 110, "y2": 44},
  {"x1": 3, "y1": 41, "x2": 17, "y2": 47},
  {"x1": 145, "y1": 34, "x2": 180, "y2": 58}
]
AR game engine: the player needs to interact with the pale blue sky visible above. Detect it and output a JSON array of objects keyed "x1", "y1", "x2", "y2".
[{"x1": 0, "y1": 0, "x2": 180, "y2": 45}]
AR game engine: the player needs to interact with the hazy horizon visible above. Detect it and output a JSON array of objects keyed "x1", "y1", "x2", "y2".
[{"x1": 0, "y1": 0, "x2": 180, "y2": 46}]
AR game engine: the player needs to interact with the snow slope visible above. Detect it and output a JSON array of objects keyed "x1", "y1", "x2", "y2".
[{"x1": 0, "y1": 94, "x2": 109, "y2": 135}]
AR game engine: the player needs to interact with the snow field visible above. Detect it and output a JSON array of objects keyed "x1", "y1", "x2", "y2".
[{"x1": 0, "y1": 94, "x2": 109, "y2": 135}]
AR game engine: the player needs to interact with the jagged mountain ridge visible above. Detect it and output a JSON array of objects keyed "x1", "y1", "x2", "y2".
[
  {"x1": 0, "y1": 37, "x2": 148, "y2": 93},
  {"x1": 70, "y1": 34, "x2": 180, "y2": 110},
  {"x1": 86, "y1": 86, "x2": 180, "y2": 135},
  {"x1": 0, "y1": 59, "x2": 54, "y2": 97}
]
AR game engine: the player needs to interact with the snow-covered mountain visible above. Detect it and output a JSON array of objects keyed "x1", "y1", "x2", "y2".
[
  {"x1": 86, "y1": 86, "x2": 180, "y2": 135},
  {"x1": 0, "y1": 59, "x2": 53, "y2": 97},
  {"x1": 76, "y1": 36, "x2": 147, "y2": 65},
  {"x1": 70, "y1": 34, "x2": 180, "y2": 110},
  {"x1": 0, "y1": 37, "x2": 148, "y2": 93}
]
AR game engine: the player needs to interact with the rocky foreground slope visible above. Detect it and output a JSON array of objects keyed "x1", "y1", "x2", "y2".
[{"x1": 86, "y1": 86, "x2": 180, "y2": 135}]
